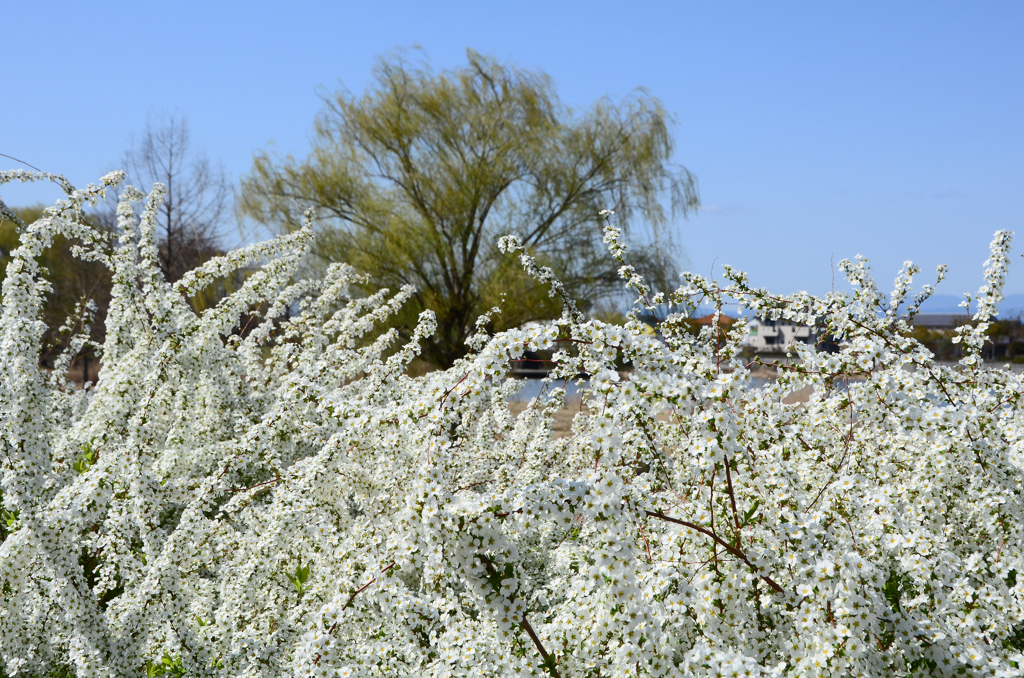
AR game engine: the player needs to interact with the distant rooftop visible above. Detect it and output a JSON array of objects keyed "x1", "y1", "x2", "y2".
[
  {"x1": 690, "y1": 313, "x2": 736, "y2": 326},
  {"x1": 913, "y1": 313, "x2": 972, "y2": 329}
]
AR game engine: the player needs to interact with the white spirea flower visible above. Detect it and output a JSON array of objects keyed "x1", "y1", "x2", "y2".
[{"x1": 1, "y1": 171, "x2": 1024, "y2": 677}]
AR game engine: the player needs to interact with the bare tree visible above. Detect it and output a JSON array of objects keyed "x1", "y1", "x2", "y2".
[{"x1": 119, "y1": 114, "x2": 229, "y2": 282}]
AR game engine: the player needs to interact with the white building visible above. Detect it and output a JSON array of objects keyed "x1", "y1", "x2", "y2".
[{"x1": 739, "y1": 317, "x2": 818, "y2": 352}]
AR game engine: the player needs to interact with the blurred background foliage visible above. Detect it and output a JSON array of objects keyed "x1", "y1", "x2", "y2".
[
  {"x1": 4, "y1": 49, "x2": 701, "y2": 375},
  {"x1": 239, "y1": 49, "x2": 698, "y2": 368},
  {"x1": 0, "y1": 205, "x2": 111, "y2": 379}
]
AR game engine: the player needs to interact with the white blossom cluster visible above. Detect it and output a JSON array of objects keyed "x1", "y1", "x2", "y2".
[{"x1": 2, "y1": 175, "x2": 1024, "y2": 678}]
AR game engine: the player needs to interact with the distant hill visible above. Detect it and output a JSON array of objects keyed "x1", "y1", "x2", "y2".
[
  {"x1": 999, "y1": 294, "x2": 1024, "y2": 318},
  {"x1": 917, "y1": 295, "x2": 975, "y2": 314},
  {"x1": 918, "y1": 293, "x2": 1024, "y2": 318},
  {"x1": 653, "y1": 294, "x2": 1024, "y2": 321}
]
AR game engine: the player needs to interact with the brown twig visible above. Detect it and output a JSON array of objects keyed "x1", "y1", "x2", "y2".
[
  {"x1": 645, "y1": 510, "x2": 784, "y2": 594},
  {"x1": 225, "y1": 476, "x2": 283, "y2": 493},
  {"x1": 0, "y1": 153, "x2": 44, "y2": 172},
  {"x1": 521, "y1": 616, "x2": 560, "y2": 678},
  {"x1": 438, "y1": 371, "x2": 470, "y2": 410},
  {"x1": 238, "y1": 302, "x2": 265, "y2": 337},
  {"x1": 722, "y1": 455, "x2": 742, "y2": 540},
  {"x1": 342, "y1": 562, "x2": 395, "y2": 611},
  {"x1": 477, "y1": 554, "x2": 560, "y2": 677}
]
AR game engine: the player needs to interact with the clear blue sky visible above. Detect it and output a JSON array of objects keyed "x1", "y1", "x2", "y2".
[{"x1": 3, "y1": 1, "x2": 1023, "y2": 304}]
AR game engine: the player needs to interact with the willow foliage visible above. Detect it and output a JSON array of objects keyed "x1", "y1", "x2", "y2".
[{"x1": 239, "y1": 50, "x2": 698, "y2": 367}]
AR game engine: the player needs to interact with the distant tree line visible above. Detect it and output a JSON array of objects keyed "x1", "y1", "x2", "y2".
[
  {"x1": 909, "y1": 316, "x2": 1024, "y2": 362},
  {"x1": 2, "y1": 49, "x2": 699, "y2": 377},
  {"x1": 0, "y1": 114, "x2": 233, "y2": 382},
  {"x1": 0, "y1": 205, "x2": 111, "y2": 380}
]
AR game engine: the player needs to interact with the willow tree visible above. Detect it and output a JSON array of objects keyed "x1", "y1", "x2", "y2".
[{"x1": 239, "y1": 50, "x2": 698, "y2": 367}]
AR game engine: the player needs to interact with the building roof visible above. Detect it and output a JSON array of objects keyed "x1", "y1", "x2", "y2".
[
  {"x1": 913, "y1": 313, "x2": 972, "y2": 329},
  {"x1": 690, "y1": 313, "x2": 736, "y2": 326}
]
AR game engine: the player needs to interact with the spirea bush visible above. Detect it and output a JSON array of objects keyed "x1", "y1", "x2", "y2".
[{"x1": 2, "y1": 170, "x2": 1024, "y2": 678}]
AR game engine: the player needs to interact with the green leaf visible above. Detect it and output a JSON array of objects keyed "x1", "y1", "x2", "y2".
[
  {"x1": 158, "y1": 653, "x2": 186, "y2": 678},
  {"x1": 1, "y1": 509, "x2": 17, "y2": 528},
  {"x1": 286, "y1": 563, "x2": 311, "y2": 593},
  {"x1": 741, "y1": 500, "x2": 761, "y2": 526},
  {"x1": 72, "y1": 441, "x2": 99, "y2": 475}
]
